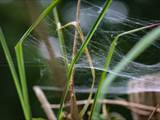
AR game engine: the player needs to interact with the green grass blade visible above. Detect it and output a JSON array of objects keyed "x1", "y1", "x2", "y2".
[
  {"x1": 14, "y1": 0, "x2": 60, "y2": 119},
  {"x1": 15, "y1": 45, "x2": 31, "y2": 119},
  {"x1": 16, "y1": 0, "x2": 60, "y2": 46},
  {"x1": 57, "y1": 0, "x2": 112, "y2": 119},
  {"x1": 53, "y1": 7, "x2": 68, "y2": 70},
  {"x1": 92, "y1": 25, "x2": 160, "y2": 119},
  {"x1": 0, "y1": 27, "x2": 29, "y2": 120},
  {"x1": 67, "y1": 0, "x2": 112, "y2": 79},
  {"x1": 90, "y1": 23, "x2": 160, "y2": 119}
]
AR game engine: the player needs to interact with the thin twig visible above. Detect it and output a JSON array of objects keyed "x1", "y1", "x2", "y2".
[
  {"x1": 59, "y1": 0, "x2": 96, "y2": 116},
  {"x1": 69, "y1": 0, "x2": 82, "y2": 119},
  {"x1": 102, "y1": 103, "x2": 110, "y2": 120},
  {"x1": 50, "y1": 99, "x2": 160, "y2": 114},
  {"x1": 147, "y1": 104, "x2": 160, "y2": 120},
  {"x1": 128, "y1": 107, "x2": 150, "y2": 115},
  {"x1": 33, "y1": 86, "x2": 57, "y2": 120},
  {"x1": 76, "y1": 23, "x2": 96, "y2": 117}
]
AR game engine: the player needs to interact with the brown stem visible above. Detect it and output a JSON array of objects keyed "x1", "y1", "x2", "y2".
[
  {"x1": 50, "y1": 99, "x2": 160, "y2": 114},
  {"x1": 34, "y1": 86, "x2": 57, "y2": 120},
  {"x1": 69, "y1": 0, "x2": 82, "y2": 120},
  {"x1": 147, "y1": 104, "x2": 160, "y2": 120}
]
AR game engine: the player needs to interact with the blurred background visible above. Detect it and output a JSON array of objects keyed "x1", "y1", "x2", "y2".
[{"x1": 0, "y1": 0, "x2": 160, "y2": 119}]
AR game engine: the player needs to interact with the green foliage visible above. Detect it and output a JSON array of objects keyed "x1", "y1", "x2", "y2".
[
  {"x1": 0, "y1": 0, "x2": 160, "y2": 119},
  {"x1": 0, "y1": 0, "x2": 60, "y2": 119},
  {"x1": 57, "y1": 0, "x2": 112, "y2": 119},
  {"x1": 0, "y1": 28, "x2": 30, "y2": 120},
  {"x1": 91, "y1": 25, "x2": 160, "y2": 119},
  {"x1": 90, "y1": 24, "x2": 160, "y2": 119}
]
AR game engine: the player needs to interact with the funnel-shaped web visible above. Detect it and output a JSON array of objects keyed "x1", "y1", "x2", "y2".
[{"x1": 21, "y1": 0, "x2": 160, "y2": 95}]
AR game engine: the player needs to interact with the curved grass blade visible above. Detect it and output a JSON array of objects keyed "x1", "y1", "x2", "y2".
[
  {"x1": 91, "y1": 25, "x2": 160, "y2": 119},
  {"x1": 14, "y1": 0, "x2": 60, "y2": 119},
  {"x1": 89, "y1": 23, "x2": 160, "y2": 119},
  {"x1": 57, "y1": 0, "x2": 112, "y2": 119}
]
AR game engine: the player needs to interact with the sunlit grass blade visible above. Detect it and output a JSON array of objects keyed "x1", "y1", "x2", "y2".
[
  {"x1": 90, "y1": 23, "x2": 160, "y2": 119},
  {"x1": 57, "y1": 0, "x2": 112, "y2": 119},
  {"x1": 0, "y1": 27, "x2": 29, "y2": 120},
  {"x1": 91, "y1": 25, "x2": 160, "y2": 119}
]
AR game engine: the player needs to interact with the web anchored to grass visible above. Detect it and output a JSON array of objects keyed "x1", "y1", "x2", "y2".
[
  {"x1": 0, "y1": 0, "x2": 60, "y2": 119},
  {"x1": 1, "y1": 0, "x2": 160, "y2": 120},
  {"x1": 22, "y1": 0, "x2": 160, "y2": 94},
  {"x1": 23, "y1": 0, "x2": 160, "y2": 94}
]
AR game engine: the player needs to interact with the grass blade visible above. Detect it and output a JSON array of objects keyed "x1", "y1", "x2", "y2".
[
  {"x1": 77, "y1": 25, "x2": 96, "y2": 117},
  {"x1": 91, "y1": 25, "x2": 160, "y2": 119},
  {"x1": 14, "y1": 0, "x2": 60, "y2": 119},
  {"x1": 90, "y1": 23, "x2": 160, "y2": 119},
  {"x1": 0, "y1": 27, "x2": 29, "y2": 120},
  {"x1": 67, "y1": 0, "x2": 112, "y2": 79},
  {"x1": 57, "y1": 0, "x2": 112, "y2": 119},
  {"x1": 53, "y1": 7, "x2": 68, "y2": 70},
  {"x1": 15, "y1": 44, "x2": 31, "y2": 118}
]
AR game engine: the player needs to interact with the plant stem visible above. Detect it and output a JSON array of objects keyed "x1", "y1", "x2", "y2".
[
  {"x1": 34, "y1": 86, "x2": 57, "y2": 120},
  {"x1": 58, "y1": 0, "x2": 112, "y2": 119},
  {"x1": 69, "y1": 0, "x2": 81, "y2": 119},
  {"x1": 53, "y1": 7, "x2": 68, "y2": 70}
]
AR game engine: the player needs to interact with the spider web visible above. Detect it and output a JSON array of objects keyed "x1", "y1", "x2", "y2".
[{"x1": 22, "y1": 0, "x2": 160, "y2": 94}]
